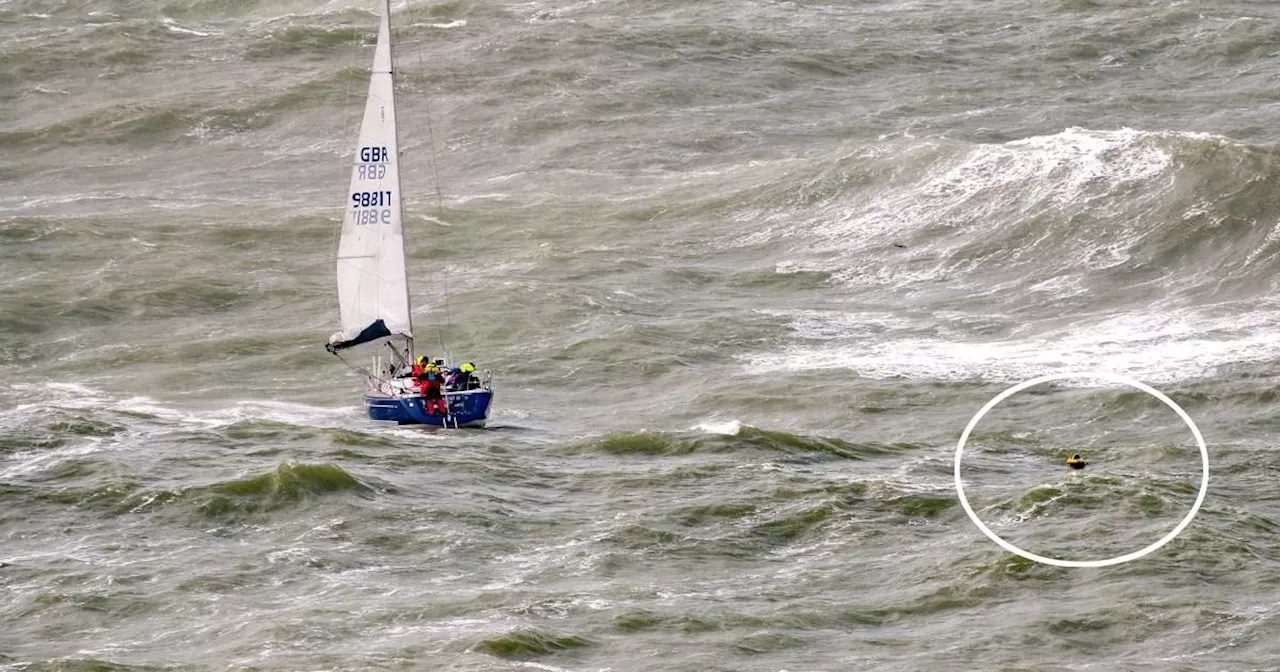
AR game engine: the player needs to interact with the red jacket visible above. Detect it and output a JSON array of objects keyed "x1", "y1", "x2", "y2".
[{"x1": 415, "y1": 373, "x2": 442, "y2": 398}]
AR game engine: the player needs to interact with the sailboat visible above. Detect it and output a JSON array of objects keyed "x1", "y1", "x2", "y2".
[{"x1": 325, "y1": 0, "x2": 493, "y2": 428}]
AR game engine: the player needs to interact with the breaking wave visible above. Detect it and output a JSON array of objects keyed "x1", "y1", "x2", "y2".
[
  {"x1": 24, "y1": 462, "x2": 372, "y2": 520},
  {"x1": 564, "y1": 426, "x2": 917, "y2": 459}
]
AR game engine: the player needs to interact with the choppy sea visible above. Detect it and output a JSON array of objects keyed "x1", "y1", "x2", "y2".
[{"x1": 4, "y1": 0, "x2": 1280, "y2": 669}]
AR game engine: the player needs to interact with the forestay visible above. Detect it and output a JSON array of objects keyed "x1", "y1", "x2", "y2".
[{"x1": 328, "y1": 0, "x2": 412, "y2": 365}]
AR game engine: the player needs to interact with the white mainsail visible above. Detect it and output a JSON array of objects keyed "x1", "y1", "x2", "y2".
[{"x1": 330, "y1": 0, "x2": 412, "y2": 364}]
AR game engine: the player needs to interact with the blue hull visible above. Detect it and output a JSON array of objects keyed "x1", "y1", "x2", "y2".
[{"x1": 365, "y1": 390, "x2": 493, "y2": 428}]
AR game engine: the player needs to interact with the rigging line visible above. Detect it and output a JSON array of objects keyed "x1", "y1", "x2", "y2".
[
  {"x1": 331, "y1": 349, "x2": 384, "y2": 385},
  {"x1": 413, "y1": 23, "x2": 454, "y2": 364},
  {"x1": 330, "y1": 339, "x2": 413, "y2": 390}
]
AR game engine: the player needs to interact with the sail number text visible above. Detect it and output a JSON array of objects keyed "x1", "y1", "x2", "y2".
[
  {"x1": 356, "y1": 146, "x2": 389, "y2": 180},
  {"x1": 352, "y1": 147, "x2": 392, "y2": 225},
  {"x1": 352, "y1": 190, "x2": 393, "y2": 208},
  {"x1": 360, "y1": 146, "x2": 389, "y2": 162},
  {"x1": 352, "y1": 207, "x2": 392, "y2": 225},
  {"x1": 357, "y1": 164, "x2": 387, "y2": 180}
]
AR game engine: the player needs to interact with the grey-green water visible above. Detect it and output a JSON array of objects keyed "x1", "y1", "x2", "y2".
[{"x1": 3, "y1": 0, "x2": 1280, "y2": 669}]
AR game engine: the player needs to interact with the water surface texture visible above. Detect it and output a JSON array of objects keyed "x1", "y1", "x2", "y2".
[{"x1": 3, "y1": 1, "x2": 1280, "y2": 670}]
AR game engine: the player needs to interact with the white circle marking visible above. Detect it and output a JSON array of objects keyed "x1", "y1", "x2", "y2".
[{"x1": 953, "y1": 371, "x2": 1209, "y2": 568}]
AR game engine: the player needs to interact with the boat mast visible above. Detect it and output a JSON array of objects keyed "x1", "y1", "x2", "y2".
[{"x1": 384, "y1": 0, "x2": 414, "y2": 362}]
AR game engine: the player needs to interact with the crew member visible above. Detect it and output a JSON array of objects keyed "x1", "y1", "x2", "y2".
[
  {"x1": 416, "y1": 364, "x2": 447, "y2": 416},
  {"x1": 451, "y1": 362, "x2": 477, "y2": 390}
]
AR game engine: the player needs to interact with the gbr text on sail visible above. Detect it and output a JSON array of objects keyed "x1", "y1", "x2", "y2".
[{"x1": 352, "y1": 146, "x2": 392, "y2": 226}]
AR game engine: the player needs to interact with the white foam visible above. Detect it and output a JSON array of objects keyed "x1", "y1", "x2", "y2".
[
  {"x1": 12, "y1": 191, "x2": 129, "y2": 210},
  {"x1": 2, "y1": 382, "x2": 108, "y2": 416},
  {"x1": 742, "y1": 304, "x2": 1280, "y2": 384},
  {"x1": 1024, "y1": 274, "x2": 1088, "y2": 300},
  {"x1": 0, "y1": 440, "x2": 107, "y2": 481},
  {"x1": 209, "y1": 399, "x2": 358, "y2": 429},
  {"x1": 773, "y1": 128, "x2": 1226, "y2": 289},
  {"x1": 755, "y1": 308, "x2": 914, "y2": 340},
  {"x1": 516, "y1": 663, "x2": 580, "y2": 672},
  {"x1": 422, "y1": 20, "x2": 466, "y2": 29},
  {"x1": 692, "y1": 419, "x2": 742, "y2": 435},
  {"x1": 0, "y1": 384, "x2": 126, "y2": 480},
  {"x1": 0, "y1": 382, "x2": 369, "y2": 437},
  {"x1": 161, "y1": 18, "x2": 219, "y2": 37},
  {"x1": 830, "y1": 129, "x2": 1170, "y2": 243},
  {"x1": 517, "y1": 0, "x2": 601, "y2": 23}
]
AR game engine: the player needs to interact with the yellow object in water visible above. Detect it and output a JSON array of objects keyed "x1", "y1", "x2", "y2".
[{"x1": 1065, "y1": 453, "x2": 1088, "y2": 470}]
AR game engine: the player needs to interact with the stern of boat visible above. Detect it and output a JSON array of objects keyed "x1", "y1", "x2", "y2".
[{"x1": 365, "y1": 387, "x2": 493, "y2": 428}]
